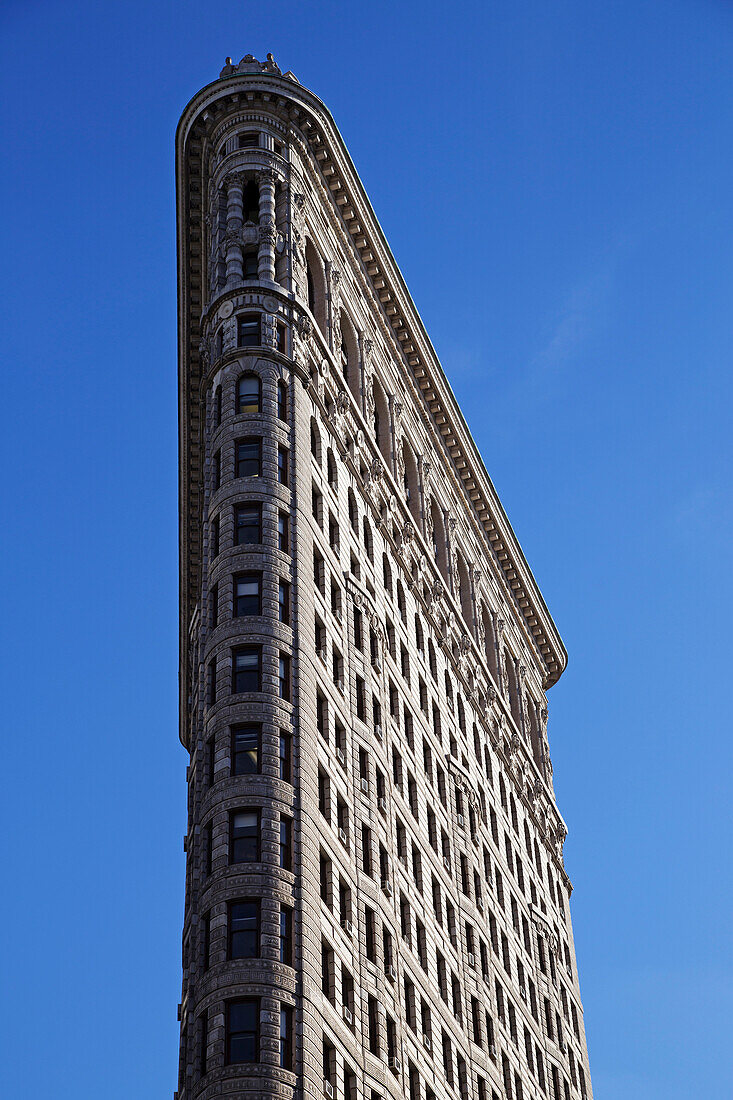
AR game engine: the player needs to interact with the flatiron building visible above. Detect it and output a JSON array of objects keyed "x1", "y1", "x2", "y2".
[{"x1": 176, "y1": 52, "x2": 593, "y2": 1100}]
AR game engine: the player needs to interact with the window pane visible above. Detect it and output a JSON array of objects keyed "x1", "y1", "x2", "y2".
[
  {"x1": 236, "y1": 439, "x2": 261, "y2": 477},
  {"x1": 238, "y1": 316, "x2": 260, "y2": 349},
  {"x1": 232, "y1": 725, "x2": 259, "y2": 774},
  {"x1": 234, "y1": 505, "x2": 261, "y2": 545},
  {"x1": 234, "y1": 574, "x2": 260, "y2": 616},
  {"x1": 233, "y1": 647, "x2": 260, "y2": 692},
  {"x1": 236, "y1": 373, "x2": 261, "y2": 412},
  {"x1": 230, "y1": 901, "x2": 259, "y2": 957},
  {"x1": 232, "y1": 812, "x2": 259, "y2": 862}
]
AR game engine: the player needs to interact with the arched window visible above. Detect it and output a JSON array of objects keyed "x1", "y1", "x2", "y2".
[
  {"x1": 504, "y1": 650, "x2": 522, "y2": 728},
  {"x1": 236, "y1": 373, "x2": 261, "y2": 414},
  {"x1": 414, "y1": 614, "x2": 424, "y2": 654},
  {"x1": 310, "y1": 418, "x2": 321, "y2": 463},
  {"x1": 526, "y1": 695, "x2": 545, "y2": 774},
  {"x1": 305, "y1": 239, "x2": 327, "y2": 334},
  {"x1": 481, "y1": 603, "x2": 499, "y2": 685},
  {"x1": 277, "y1": 380, "x2": 288, "y2": 422},
  {"x1": 348, "y1": 489, "x2": 358, "y2": 533},
  {"x1": 382, "y1": 552, "x2": 392, "y2": 597},
  {"x1": 429, "y1": 500, "x2": 449, "y2": 582},
  {"x1": 215, "y1": 327, "x2": 224, "y2": 359},
  {"x1": 456, "y1": 552, "x2": 473, "y2": 629},
  {"x1": 428, "y1": 640, "x2": 437, "y2": 681},
  {"x1": 396, "y1": 581, "x2": 406, "y2": 622},
  {"x1": 372, "y1": 376, "x2": 391, "y2": 464},
  {"x1": 327, "y1": 449, "x2": 337, "y2": 489},
  {"x1": 340, "y1": 310, "x2": 360, "y2": 399},
  {"x1": 362, "y1": 517, "x2": 373, "y2": 561},
  {"x1": 402, "y1": 440, "x2": 421, "y2": 525}
]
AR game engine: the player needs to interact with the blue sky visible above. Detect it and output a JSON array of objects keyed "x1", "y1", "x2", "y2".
[{"x1": 1, "y1": 1, "x2": 731, "y2": 1097}]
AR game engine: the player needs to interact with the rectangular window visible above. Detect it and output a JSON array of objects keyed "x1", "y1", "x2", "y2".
[
  {"x1": 208, "y1": 657, "x2": 217, "y2": 706},
  {"x1": 226, "y1": 998, "x2": 259, "y2": 1063},
  {"x1": 365, "y1": 904, "x2": 376, "y2": 962},
  {"x1": 280, "y1": 905, "x2": 293, "y2": 966},
  {"x1": 230, "y1": 810, "x2": 259, "y2": 863},
  {"x1": 211, "y1": 514, "x2": 220, "y2": 558},
  {"x1": 279, "y1": 730, "x2": 292, "y2": 783},
  {"x1": 237, "y1": 314, "x2": 260, "y2": 347},
  {"x1": 234, "y1": 503, "x2": 262, "y2": 545},
  {"x1": 212, "y1": 450, "x2": 221, "y2": 491},
  {"x1": 278, "y1": 579, "x2": 290, "y2": 624},
  {"x1": 232, "y1": 646, "x2": 261, "y2": 693},
  {"x1": 276, "y1": 323, "x2": 287, "y2": 355},
  {"x1": 236, "y1": 437, "x2": 262, "y2": 478},
  {"x1": 278, "y1": 446, "x2": 289, "y2": 485},
  {"x1": 238, "y1": 131, "x2": 259, "y2": 148},
  {"x1": 278, "y1": 653, "x2": 291, "y2": 700},
  {"x1": 210, "y1": 583, "x2": 218, "y2": 628},
  {"x1": 231, "y1": 724, "x2": 260, "y2": 775},
  {"x1": 361, "y1": 824, "x2": 373, "y2": 876},
  {"x1": 279, "y1": 1005, "x2": 293, "y2": 1070},
  {"x1": 280, "y1": 816, "x2": 292, "y2": 870},
  {"x1": 278, "y1": 511, "x2": 289, "y2": 552},
  {"x1": 229, "y1": 900, "x2": 259, "y2": 958},
  {"x1": 234, "y1": 572, "x2": 261, "y2": 616}
]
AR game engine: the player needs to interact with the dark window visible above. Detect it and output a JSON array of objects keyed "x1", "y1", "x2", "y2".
[
  {"x1": 278, "y1": 511, "x2": 289, "y2": 552},
  {"x1": 238, "y1": 132, "x2": 259, "y2": 148},
  {"x1": 232, "y1": 646, "x2": 261, "y2": 693},
  {"x1": 279, "y1": 730, "x2": 292, "y2": 783},
  {"x1": 278, "y1": 446, "x2": 289, "y2": 485},
  {"x1": 226, "y1": 999, "x2": 258, "y2": 1063},
  {"x1": 230, "y1": 810, "x2": 259, "y2": 863},
  {"x1": 236, "y1": 372, "x2": 261, "y2": 413},
  {"x1": 210, "y1": 583, "x2": 218, "y2": 629},
  {"x1": 199, "y1": 1009, "x2": 208, "y2": 1075},
  {"x1": 231, "y1": 724, "x2": 260, "y2": 774},
  {"x1": 243, "y1": 251, "x2": 258, "y2": 278},
  {"x1": 229, "y1": 900, "x2": 259, "y2": 958},
  {"x1": 279, "y1": 653, "x2": 291, "y2": 700},
  {"x1": 212, "y1": 450, "x2": 221, "y2": 491},
  {"x1": 242, "y1": 179, "x2": 259, "y2": 221},
  {"x1": 211, "y1": 514, "x2": 220, "y2": 558},
  {"x1": 234, "y1": 503, "x2": 261, "y2": 545},
  {"x1": 280, "y1": 816, "x2": 292, "y2": 870},
  {"x1": 280, "y1": 906, "x2": 293, "y2": 966},
  {"x1": 278, "y1": 579, "x2": 290, "y2": 624},
  {"x1": 238, "y1": 314, "x2": 260, "y2": 347},
  {"x1": 236, "y1": 437, "x2": 262, "y2": 478},
  {"x1": 279, "y1": 1005, "x2": 294, "y2": 1070},
  {"x1": 277, "y1": 379, "x2": 288, "y2": 419},
  {"x1": 234, "y1": 572, "x2": 261, "y2": 616},
  {"x1": 276, "y1": 323, "x2": 287, "y2": 354},
  {"x1": 207, "y1": 657, "x2": 217, "y2": 706}
]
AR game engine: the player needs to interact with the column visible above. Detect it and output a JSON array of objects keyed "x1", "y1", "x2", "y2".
[
  {"x1": 258, "y1": 169, "x2": 277, "y2": 284},
  {"x1": 225, "y1": 174, "x2": 243, "y2": 287}
]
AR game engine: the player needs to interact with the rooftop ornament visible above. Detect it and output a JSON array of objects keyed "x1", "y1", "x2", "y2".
[{"x1": 220, "y1": 53, "x2": 292, "y2": 79}]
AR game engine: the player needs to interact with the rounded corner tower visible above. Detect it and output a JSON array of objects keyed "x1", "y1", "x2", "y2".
[{"x1": 176, "y1": 52, "x2": 592, "y2": 1100}]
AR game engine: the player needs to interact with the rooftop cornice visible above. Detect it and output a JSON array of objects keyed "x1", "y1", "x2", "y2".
[{"x1": 176, "y1": 59, "x2": 567, "y2": 687}]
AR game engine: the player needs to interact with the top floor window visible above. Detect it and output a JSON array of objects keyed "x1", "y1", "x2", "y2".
[
  {"x1": 238, "y1": 314, "x2": 260, "y2": 348},
  {"x1": 238, "y1": 132, "x2": 259, "y2": 149}
]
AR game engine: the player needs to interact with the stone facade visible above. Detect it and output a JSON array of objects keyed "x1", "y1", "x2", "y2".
[{"x1": 176, "y1": 53, "x2": 593, "y2": 1100}]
